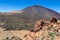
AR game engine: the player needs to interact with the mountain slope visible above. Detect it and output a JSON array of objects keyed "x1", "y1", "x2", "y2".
[{"x1": 19, "y1": 5, "x2": 60, "y2": 22}]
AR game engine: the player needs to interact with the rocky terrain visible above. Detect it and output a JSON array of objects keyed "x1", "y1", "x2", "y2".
[
  {"x1": 0, "y1": 18, "x2": 60, "y2": 40},
  {"x1": 0, "y1": 5, "x2": 60, "y2": 40}
]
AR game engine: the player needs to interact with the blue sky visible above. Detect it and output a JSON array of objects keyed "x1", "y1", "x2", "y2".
[{"x1": 0, "y1": 0, "x2": 60, "y2": 13}]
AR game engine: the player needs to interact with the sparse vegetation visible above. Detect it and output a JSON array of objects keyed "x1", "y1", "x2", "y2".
[
  {"x1": 2, "y1": 36, "x2": 22, "y2": 40},
  {"x1": 0, "y1": 15, "x2": 34, "y2": 31},
  {"x1": 0, "y1": 16, "x2": 60, "y2": 40}
]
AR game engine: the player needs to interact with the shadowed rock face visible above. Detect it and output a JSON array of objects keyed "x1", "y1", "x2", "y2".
[{"x1": 19, "y1": 5, "x2": 60, "y2": 22}]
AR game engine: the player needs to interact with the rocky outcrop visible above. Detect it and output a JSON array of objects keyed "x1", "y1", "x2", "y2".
[{"x1": 25, "y1": 18, "x2": 60, "y2": 40}]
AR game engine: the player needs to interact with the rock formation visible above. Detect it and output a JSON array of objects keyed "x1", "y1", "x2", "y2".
[{"x1": 25, "y1": 17, "x2": 60, "y2": 40}]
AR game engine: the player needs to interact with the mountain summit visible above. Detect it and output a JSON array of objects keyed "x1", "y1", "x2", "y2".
[{"x1": 19, "y1": 5, "x2": 60, "y2": 22}]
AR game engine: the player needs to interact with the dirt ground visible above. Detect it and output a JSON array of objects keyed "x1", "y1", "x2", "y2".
[{"x1": 0, "y1": 20, "x2": 60, "y2": 40}]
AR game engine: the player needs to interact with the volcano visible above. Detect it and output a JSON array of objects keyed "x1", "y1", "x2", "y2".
[
  {"x1": 0, "y1": 5, "x2": 60, "y2": 22},
  {"x1": 19, "y1": 5, "x2": 60, "y2": 22}
]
